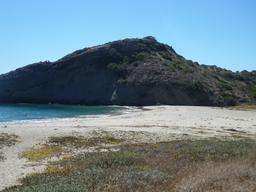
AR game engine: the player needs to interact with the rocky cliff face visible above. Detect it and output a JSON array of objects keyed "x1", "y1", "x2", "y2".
[{"x1": 0, "y1": 36, "x2": 255, "y2": 106}]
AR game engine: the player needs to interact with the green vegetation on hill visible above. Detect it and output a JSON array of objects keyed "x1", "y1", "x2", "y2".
[{"x1": 251, "y1": 86, "x2": 256, "y2": 99}]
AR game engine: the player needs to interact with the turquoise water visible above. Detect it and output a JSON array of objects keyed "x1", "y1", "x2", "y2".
[{"x1": 0, "y1": 104, "x2": 124, "y2": 123}]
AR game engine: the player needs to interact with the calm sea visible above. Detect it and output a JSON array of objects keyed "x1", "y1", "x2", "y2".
[{"x1": 0, "y1": 104, "x2": 124, "y2": 123}]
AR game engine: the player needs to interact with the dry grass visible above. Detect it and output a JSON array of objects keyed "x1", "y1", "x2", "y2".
[
  {"x1": 176, "y1": 160, "x2": 256, "y2": 192},
  {"x1": 49, "y1": 135, "x2": 124, "y2": 148},
  {"x1": 228, "y1": 104, "x2": 256, "y2": 111},
  {"x1": 46, "y1": 164, "x2": 71, "y2": 176},
  {"x1": 0, "y1": 133, "x2": 19, "y2": 160},
  {"x1": 0, "y1": 133, "x2": 19, "y2": 147}
]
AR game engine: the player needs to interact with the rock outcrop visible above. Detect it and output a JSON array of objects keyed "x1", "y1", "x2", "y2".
[{"x1": 0, "y1": 36, "x2": 255, "y2": 106}]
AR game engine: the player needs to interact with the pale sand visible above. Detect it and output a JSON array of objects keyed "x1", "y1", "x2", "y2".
[{"x1": 0, "y1": 106, "x2": 256, "y2": 190}]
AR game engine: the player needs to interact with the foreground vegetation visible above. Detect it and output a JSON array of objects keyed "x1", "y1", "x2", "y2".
[{"x1": 3, "y1": 138, "x2": 256, "y2": 192}]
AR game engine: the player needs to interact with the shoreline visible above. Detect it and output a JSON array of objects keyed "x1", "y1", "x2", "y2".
[
  {"x1": 0, "y1": 104, "x2": 131, "y2": 125},
  {"x1": 0, "y1": 105, "x2": 256, "y2": 190}
]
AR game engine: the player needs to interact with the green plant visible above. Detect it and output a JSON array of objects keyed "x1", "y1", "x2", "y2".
[
  {"x1": 20, "y1": 145, "x2": 63, "y2": 161},
  {"x1": 192, "y1": 81, "x2": 204, "y2": 90},
  {"x1": 251, "y1": 86, "x2": 256, "y2": 98},
  {"x1": 159, "y1": 51, "x2": 172, "y2": 61},
  {"x1": 135, "y1": 52, "x2": 147, "y2": 61},
  {"x1": 222, "y1": 83, "x2": 233, "y2": 91},
  {"x1": 107, "y1": 62, "x2": 122, "y2": 71},
  {"x1": 168, "y1": 58, "x2": 192, "y2": 73},
  {"x1": 107, "y1": 62, "x2": 127, "y2": 76}
]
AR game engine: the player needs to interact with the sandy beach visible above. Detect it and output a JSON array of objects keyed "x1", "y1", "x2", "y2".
[{"x1": 0, "y1": 105, "x2": 256, "y2": 190}]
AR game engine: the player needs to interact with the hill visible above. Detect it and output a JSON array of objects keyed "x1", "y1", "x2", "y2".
[{"x1": 0, "y1": 36, "x2": 255, "y2": 106}]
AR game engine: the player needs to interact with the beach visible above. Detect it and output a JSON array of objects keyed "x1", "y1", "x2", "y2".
[{"x1": 0, "y1": 105, "x2": 256, "y2": 190}]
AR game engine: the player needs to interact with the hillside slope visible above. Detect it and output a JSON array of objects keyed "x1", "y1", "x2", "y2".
[{"x1": 0, "y1": 36, "x2": 255, "y2": 106}]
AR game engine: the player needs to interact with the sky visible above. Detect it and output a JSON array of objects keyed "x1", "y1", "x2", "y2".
[{"x1": 0, "y1": 0, "x2": 255, "y2": 74}]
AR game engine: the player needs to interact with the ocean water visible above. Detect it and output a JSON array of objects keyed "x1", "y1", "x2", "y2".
[{"x1": 0, "y1": 104, "x2": 124, "y2": 123}]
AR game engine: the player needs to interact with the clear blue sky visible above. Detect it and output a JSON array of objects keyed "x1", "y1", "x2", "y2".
[{"x1": 0, "y1": 0, "x2": 255, "y2": 74}]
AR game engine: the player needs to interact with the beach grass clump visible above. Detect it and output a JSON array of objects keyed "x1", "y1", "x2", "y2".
[
  {"x1": 0, "y1": 133, "x2": 19, "y2": 160},
  {"x1": 46, "y1": 164, "x2": 71, "y2": 176},
  {"x1": 228, "y1": 104, "x2": 256, "y2": 111},
  {"x1": 4, "y1": 139, "x2": 256, "y2": 192},
  {"x1": 0, "y1": 133, "x2": 19, "y2": 147},
  {"x1": 20, "y1": 145, "x2": 63, "y2": 161},
  {"x1": 48, "y1": 135, "x2": 124, "y2": 148}
]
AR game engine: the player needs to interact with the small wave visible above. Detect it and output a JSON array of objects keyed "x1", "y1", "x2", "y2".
[{"x1": 0, "y1": 104, "x2": 127, "y2": 125}]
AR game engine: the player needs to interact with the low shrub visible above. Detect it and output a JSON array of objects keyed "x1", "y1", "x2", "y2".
[
  {"x1": 20, "y1": 145, "x2": 62, "y2": 161},
  {"x1": 4, "y1": 139, "x2": 256, "y2": 192}
]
